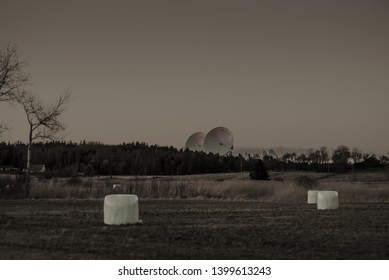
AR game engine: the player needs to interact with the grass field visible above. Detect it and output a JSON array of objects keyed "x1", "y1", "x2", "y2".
[
  {"x1": 1, "y1": 169, "x2": 388, "y2": 259},
  {"x1": 1, "y1": 199, "x2": 389, "y2": 259}
]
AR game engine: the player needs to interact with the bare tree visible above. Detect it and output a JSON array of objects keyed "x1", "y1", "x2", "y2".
[
  {"x1": 19, "y1": 91, "x2": 71, "y2": 197},
  {"x1": 350, "y1": 148, "x2": 363, "y2": 163},
  {"x1": 319, "y1": 146, "x2": 329, "y2": 164},
  {"x1": 1, "y1": 42, "x2": 29, "y2": 136}
]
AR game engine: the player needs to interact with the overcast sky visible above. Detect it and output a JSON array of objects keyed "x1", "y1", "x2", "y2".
[{"x1": 1, "y1": 0, "x2": 388, "y2": 154}]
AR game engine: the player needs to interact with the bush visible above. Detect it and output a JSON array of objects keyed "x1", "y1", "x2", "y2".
[
  {"x1": 249, "y1": 159, "x2": 270, "y2": 180},
  {"x1": 294, "y1": 175, "x2": 318, "y2": 189},
  {"x1": 0, "y1": 174, "x2": 24, "y2": 198}
]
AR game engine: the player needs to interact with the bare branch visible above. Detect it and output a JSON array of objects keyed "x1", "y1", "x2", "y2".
[
  {"x1": 19, "y1": 91, "x2": 71, "y2": 141},
  {"x1": 0, "y1": 42, "x2": 30, "y2": 103}
]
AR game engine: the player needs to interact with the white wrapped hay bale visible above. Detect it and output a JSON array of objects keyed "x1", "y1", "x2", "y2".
[
  {"x1": 317, "y1": 191, "x2": 339, "y2": 210},
  {"x1": 307, "y1": 190, "x2": 319, "y2": 204},
  {"x1": 104, "y1": 194, "x2": 140, "y2": 225}
]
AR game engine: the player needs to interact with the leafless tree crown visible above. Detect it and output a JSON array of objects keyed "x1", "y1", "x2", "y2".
[
  {"x1": 0, "y1": 42, "x2": 29, "y2": 102},
  {"x1": 21, "y1": 91, "x2": 71, "y2": 141},
  {"x1": 0, "y1": 42, "x2": 30, "y2": 136}
]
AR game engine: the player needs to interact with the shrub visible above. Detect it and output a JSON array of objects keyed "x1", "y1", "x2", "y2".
[
  {"x1": 249, "y1": 159, "x2": 270, "y2": 180},
  {"x1": 0, "y1": 174, "x2": 24, "y2": 198},
  {"x1": 294, "y1": 175, "x2": 318, "y2": 189}
]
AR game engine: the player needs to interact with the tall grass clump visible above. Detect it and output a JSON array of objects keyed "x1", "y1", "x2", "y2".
[
  {"x1": 186, "y1": 180, "x2": 305, "y2": 202},
  {"x1": 294, "y1": 175, "x2": 319, "y2": 189},
  {"x1": 0, "y1": 174, "x2": 24, "y2": 199}
]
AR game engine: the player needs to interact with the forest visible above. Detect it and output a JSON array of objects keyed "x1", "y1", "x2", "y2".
[{"x1": 0, "y1": 141, "x2": 386, "y2": 178}]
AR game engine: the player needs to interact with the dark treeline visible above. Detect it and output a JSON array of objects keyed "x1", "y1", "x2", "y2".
[
  {"x1": 0, "y1": 141, "x2": 250, "y2": 177},
  {"x1": 0, "y1": 142, "x2": 387, "y2": 177}
]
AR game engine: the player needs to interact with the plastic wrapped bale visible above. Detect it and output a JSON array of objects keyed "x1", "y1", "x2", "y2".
[
  {"x1": 104, "y1": 194, "x2": 140, "y2": 225},
  {"x1": 307, "y1": 190, "x2": 320, "y2": 204},
  {"x1": 317, "y1": 191, "x2": 339, "y2": 210}
]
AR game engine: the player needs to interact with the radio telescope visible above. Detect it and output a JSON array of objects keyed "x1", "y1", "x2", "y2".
[
  {"x1": 204, "y1": 127, "x2": 234, "y2": 155},
  {"x1": 185, "y1": 132, "x2": 206, "y2": 152}
]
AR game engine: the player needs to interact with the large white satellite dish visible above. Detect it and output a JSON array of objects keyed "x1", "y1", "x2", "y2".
[
  {"x1": 185, "y1": 132, "x2": 206, "y2": 152},
  {"x1": 347, "y1": 158, "x2": 355, "y2": 165},
  {"x1": 204, "y1": 127, "x2": 234, "y2": 155}
]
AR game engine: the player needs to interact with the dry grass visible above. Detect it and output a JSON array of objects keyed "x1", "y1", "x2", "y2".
[
  {"x1": 316, "y1": 181, "x2": 389, "y2": 203},
  {"x1": 10, "y1": 170, "x2": 385, "y2": 203},
  {"x1": 2, "y1": 169, "x2": 388, "y2": 202},
  {"x1": 26, "y1": 174, "x2": 305, "y2": 201}
]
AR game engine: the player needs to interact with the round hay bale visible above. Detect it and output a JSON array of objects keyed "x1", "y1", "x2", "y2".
[
  {"x1": 317, "y1": 191, "x2": 339, "y2": 210},
  {"x1": 307, "y1": 190, "x2": 320, "y2": 204},
  {"x1": 104, "y1": 194, "x2": 140, "y2": 225}
]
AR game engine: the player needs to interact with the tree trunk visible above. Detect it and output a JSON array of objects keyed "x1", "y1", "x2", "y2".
[{"x1": 25, "y1": 125, "x2": 32, "y2": 198}]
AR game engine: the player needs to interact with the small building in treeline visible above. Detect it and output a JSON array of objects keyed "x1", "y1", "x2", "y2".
[
  {"x1": 0, "y1": 166, "x2": 21, "y2": 173},
  {"x1": 356, "y1": 156, "x2": 382, "y2": 169},
  {"x1": 23, "y1": 164, "x2": 46, "y2": 173}
]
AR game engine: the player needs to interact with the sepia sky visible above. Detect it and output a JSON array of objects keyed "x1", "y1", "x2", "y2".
[{"x1": 0, "y1": 0, "x2": 388, "y2": 154}]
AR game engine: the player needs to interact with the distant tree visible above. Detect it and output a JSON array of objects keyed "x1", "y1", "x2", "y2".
[
  {"x1": 308, "y1": 149, "x2": 321, "y2": 165},
  {"x1": 249, "y1": 159, "x2": 270, "y2": 180},
  {"x1": 268, "y1": 149, "x2": 278, "y2": 159},
  {"x1": 319, "y1": 146, "x2": 329, "y2": 164},
  {"x1": 332, "y1": 145, "x2": 350, "y2": 164},
  {"x1": 18, "y1": 91, "x2": 71, "y2": 197},
  {"x1": 351, "y1": 148, "x2": 363, "y2": 163},
  {"x1": 253, "y1": 153, "x2": 260, "y2": 159},
  {"x1": 262, "y1": 153, "x2": 278, "y2": 170},
  {"x1": 100, "y1": 159, "x2": 110, "y2": 175},
  {"x1": 379, "y1": 155, "x2": 389, "y2": 163},
  {"x1": 282, "y1": 153, "x2": 292, "y2": 163},
  {"x1": 297, "y1": 153, "x2": 308, "y2": 164},
  {"x1": 332, "y1": 145, "x2": 351, "y2": 172}
]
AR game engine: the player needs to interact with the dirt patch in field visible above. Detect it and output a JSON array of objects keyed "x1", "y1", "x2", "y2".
[{"x1": 1, "y1": 199, "x2": 389, "y2": 259}]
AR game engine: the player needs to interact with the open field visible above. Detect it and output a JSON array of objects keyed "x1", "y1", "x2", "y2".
[
  {"x1": 1, "y1": 169, "x2": 388, "y2": 259},
  {"x1": 1, "y1": 199, "x2": 389, "y2": 259}
]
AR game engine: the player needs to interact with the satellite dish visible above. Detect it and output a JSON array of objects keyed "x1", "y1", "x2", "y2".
[
  {"x1": 204, "y1": 127, "x2": 234, "y2": 155},
  {"x1": 185, "y1": 132, "x2": 206, "y2": 152},
  {"x1": 347, "y1": 158, "x2": 355, "y2": 165}
]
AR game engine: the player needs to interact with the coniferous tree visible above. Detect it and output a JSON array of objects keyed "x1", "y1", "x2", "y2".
[{"x1": 249, "y1": 159, "x2": 270, "y2": 180}]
